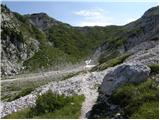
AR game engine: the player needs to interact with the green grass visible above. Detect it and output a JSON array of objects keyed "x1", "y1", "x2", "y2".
[
  {"x1": 3, "y1": 108, "x2": 31, "y2": 119},
  {"x1": 23, "y1": 45, "x2": 73, "y2": 71},
  {"x1": 98, "y1": 50, "x2": 120, "y2": 64},
  {"x1": 109, "y1": 79, "x2": 159, "y2": 119},
  {"x1": 130, "y1": 101, "x2": 159, "y2": 119},
  {"x1": 9, "y1": 87, "x2": 34, "y2": 101},
  {"x1": 61, "y1": 71, "x2": 83, "y2": 80},
  {"x1": 33, "y1": 93, "x2": 85, "y2": 119},
  {"x1": 149, "y1": 64, "x2": 159, "y2": 74},
  {"x1": 4, "y1": 91, "x2": 85, "y2": 119},
  {"x1": 91, "y1": 53, "x2": 131, "y2": 71},
  {"x1": 84, "y1": 78, "x2": 159, "y2": 119}
]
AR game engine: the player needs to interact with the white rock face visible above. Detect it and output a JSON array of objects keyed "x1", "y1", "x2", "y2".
[
  {"x1": 100, "y1": 63, "x2": 150, "y2": 96},
  {"x1": 125, "y1": 45, "x2": 159, "y2": 66}
]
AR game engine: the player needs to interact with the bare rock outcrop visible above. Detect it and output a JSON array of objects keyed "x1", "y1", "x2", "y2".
[{"x1": 100, "y1": 63, "x2": 150, "y2": 96}]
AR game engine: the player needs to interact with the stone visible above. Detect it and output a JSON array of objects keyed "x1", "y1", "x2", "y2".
[{"x1": 100, "y1": 63, "x2": 150, "y2": 96}]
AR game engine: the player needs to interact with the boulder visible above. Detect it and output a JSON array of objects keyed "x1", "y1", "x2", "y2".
[{"x1": 100, "y1": 63, "x2": 150, "y2": 96}]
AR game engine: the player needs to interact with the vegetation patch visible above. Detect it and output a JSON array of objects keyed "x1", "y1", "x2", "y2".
[
  {"x1": 149, "y1": 64, "x2": 159, "y2": 74},
  {"x1": 10, "y1": 87, "x2": 34, "y2": 101},
  {"x1": 91, "y1": 53, "x2": 131, "y2": 71},
  {"x1": 130, "y1": 101, "x2": 159, "y2": 119},
  {"x1": 109, "y1": 79, "x2": 159, "y2": 119},
  {"x1": 98, "y1": 50, "x2": 120, "y2": 64},
  {"x1": 61, "y1": 71, "x2": 83, "y2": 80},
  {"x1": 89, "y1": 79, "x2": 159, "y2": 119},
  {"x1": 4, "y1": 90, "x2": 85, "y2": 119}
]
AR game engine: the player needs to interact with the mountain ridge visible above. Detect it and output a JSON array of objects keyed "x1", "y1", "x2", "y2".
[{"x1": 1, "y1": 4, "x2": 159, "y2": 77}]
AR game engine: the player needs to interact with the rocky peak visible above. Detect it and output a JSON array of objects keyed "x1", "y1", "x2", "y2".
[
  {"x1": 27, "y1": 12, "x2": 60, "y2": 31},
  {"x1": 142, "y1": 6, "x2": 159, "y2": 18},
  {"x1": 122, "y1": 6, "x2": 159, "y2": 52}
]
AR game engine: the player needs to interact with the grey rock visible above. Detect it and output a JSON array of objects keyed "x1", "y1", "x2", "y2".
[
  {"x1": 125, "y1": 45, "x2": 159, "y2": 66},
  {"x1": 100, "y1": 63, "x2": 150, "y2": 96},
  {"x1": 27, "y1": 13, "x2": 61, "y2": 31}
]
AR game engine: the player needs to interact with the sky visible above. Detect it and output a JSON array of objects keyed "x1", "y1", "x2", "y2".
[{"x1": 2, "y1": 1, "x2": 159, "y2": 26}]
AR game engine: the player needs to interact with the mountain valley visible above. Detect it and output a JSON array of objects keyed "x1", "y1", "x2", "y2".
[{"x1": 0, "y1": 4, "x2": 159, "y2": 119}]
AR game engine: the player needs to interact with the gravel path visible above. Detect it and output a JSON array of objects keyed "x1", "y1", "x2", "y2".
[
  {"x1": 80, "y1": 72, "x2": 99, "y2": 118},
  {"x1": 1, "y1": 66, "x2": 85, "y2": 83},
  {"x1": 1, "y1": 65, "x2": 112, "y2": 118}
]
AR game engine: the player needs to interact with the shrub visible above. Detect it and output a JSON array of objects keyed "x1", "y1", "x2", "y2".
[
  {"x1": 109, "y1": 79, "x2": 159, "y2": 118},
  {"x1": 33, "y1": 94, "x2": 85, "y2": 119},
  {"x1": 4, "y1": 91, "x2": 85, "y2": 119},
  {"x1": 149, "y1": 64, "x2": 159, "y2": 74},
  {"x1": 33, "y1": 90, "x2": 67, "y2": 115}
]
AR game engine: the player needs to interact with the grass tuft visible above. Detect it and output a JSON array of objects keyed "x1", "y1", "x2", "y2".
[{"x1": 91, "y1": 53, "x2": 131, "y2": 71}]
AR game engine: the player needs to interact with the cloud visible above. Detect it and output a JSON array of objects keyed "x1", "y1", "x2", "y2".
[
  {"x1": 74, "y1": 8, "x2": 104, "y2": 17},
  {"x1": 73, "y1": 8, "x2": 112, "y2": 26}
]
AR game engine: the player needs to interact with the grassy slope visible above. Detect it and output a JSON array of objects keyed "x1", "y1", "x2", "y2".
[{"x1": 110, "y1": 79, "x2": 159, "y2": 119}]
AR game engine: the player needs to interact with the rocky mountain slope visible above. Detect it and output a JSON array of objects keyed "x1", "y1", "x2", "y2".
[{"x1": 1, "y1": 4, "x2": 159, "y2": 77}]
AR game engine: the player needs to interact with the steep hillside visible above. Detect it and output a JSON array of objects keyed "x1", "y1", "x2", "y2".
[
  {"x1": 1, "y1": 4, "x2": 159, "y2": 77},
  {"x1": 1, "y1": 5, "x2": 46, "y2": 76},
  {"x1": 93, "y1": 6, "x2": 159, "y2": 64}
]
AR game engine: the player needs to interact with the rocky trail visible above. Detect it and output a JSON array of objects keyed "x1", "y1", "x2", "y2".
[
  {"x1": 0, "y1": 61, "x2": 99, "y2": 117},
  {"x1": 0, "y1": 63, "x2": 111, "y2": 118},
  {"x1": 1, "y1": 65, "x2": 87, "y2": 83}
]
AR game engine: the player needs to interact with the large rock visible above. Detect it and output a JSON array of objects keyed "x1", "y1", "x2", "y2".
[{"x1": 100, "y1": 63, "x2": 150, "y2": 96}]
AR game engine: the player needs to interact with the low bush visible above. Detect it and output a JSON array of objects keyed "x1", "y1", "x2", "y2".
[
  {"x1": 109, "y1": 79, "x2": 159, "y2": 119},
  {"x1": 149, "y1": 64, "x2": 159, "y2": 74},
  {"x1": 4, "y1": 90, "x2": 85, "y2": 119},
  {"x1": 32, "y1": 90, "x2": 67, "y2": 115}
]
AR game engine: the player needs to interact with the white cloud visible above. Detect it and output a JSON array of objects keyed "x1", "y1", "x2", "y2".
[
  {"x1": 74, "y1": 8, "x2": 104, "y2": 17},
  {"x1": 73, "y1": 8, "x2": 112, "y2": 26}
]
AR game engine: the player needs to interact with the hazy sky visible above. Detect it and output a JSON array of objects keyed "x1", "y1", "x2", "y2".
[{"x1": 2, "y1": 1, "x2": 158, "y2": 26}]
